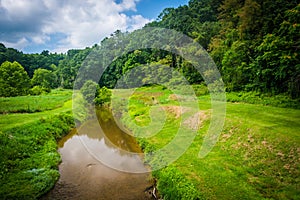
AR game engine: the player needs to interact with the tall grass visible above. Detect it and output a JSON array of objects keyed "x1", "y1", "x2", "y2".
[
  {"x1": 226, "y1": 91, "x2": 300, "y2": 109},
  {"x1": 0, "y1": 89, "x2": 72, "y2": 114},
  {"x1": 0, "y1": 89, "x2": 75, "y2": 199},
  {"x1": 0, "y1": 113, "x2": 74, "y2": 199}
]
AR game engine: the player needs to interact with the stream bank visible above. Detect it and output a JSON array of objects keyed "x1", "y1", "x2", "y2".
[{"x1": 41, "y1": 108, "x2": 154, "y2": 200}]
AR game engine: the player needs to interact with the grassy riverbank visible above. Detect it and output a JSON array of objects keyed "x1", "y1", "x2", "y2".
[
  {"x1": 1, "y1": 86, "x2": 299, "y2": 199},
  {"x1": 0, "y1": 89, "x2": 74, "y2": 199},
  {"x1": 116, "y1": 86, "x2": 300, "y2": 200}
]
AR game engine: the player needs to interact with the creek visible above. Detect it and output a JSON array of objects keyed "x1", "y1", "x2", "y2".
[{"x1": 42, "y1": 108, "x2": 152, "y2": 200}]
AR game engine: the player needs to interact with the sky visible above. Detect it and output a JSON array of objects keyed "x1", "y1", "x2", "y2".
[{"x1": 0, "y1": 0, "x2": 189, "y2": 53}]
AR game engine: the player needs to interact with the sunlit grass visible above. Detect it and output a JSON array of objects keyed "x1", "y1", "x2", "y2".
[
  {"x1": 0, "y1": 89, "x2": 72, "y2": 114},
  {"x1": 117, "y1": 85, "x2": 300, "y2": 199},
  {"x1": 0, "y1": 90, "x2": 73, "y2": 131},
  {"x1": 0, "y1": 100, "x2": 72, "y2": 131},
  {"x1": 0, "y1": 89, "x2": 75, "y2": 199}
]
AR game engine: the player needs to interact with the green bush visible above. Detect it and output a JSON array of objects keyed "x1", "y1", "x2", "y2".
[
  {"x1": 0, "y1": 61, "x2": 30, "y2": 97},
  {"x1": 30, "y1": 86, "x2": 51, "y2": 96},
  {"x1": 80, "y1": 80, "x2": 99, "y2": 103},
  {"x1": 94, "y1": 86, "x2": 112, "y2": 106},
  {"x1": 226, "y1": 92, "x2": 300, "y2": 109},
  {"x1": 192, "y1": 84, "x2": 209, "y2": 96},
  {"x1": 153, "y1": 167, "x2": 203, "y2": 200}
]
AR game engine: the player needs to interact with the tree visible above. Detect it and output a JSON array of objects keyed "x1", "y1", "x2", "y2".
[
  {"x1": 0, "y1": 43, "x2": 65, "y2": 78},
  {"x1": 0, "y1": 61, "x2": 30, "y2": 97},
  {"x1": 31, "y1": 68, "x2": 57, "y2": 91},
  {"x1": 221, "y1": 41, "x2": 252, "y2": 91},
  {"x1": 94, "y1": 86, "x2": 112, "y2": 106},
  {"x1": 56, "y1": 48, "x2": 91, "y2": 89},
  {"x1": 80, "y1": 80, "x2": 99, "y2": 103},
  {"x1": 209, "y1": 0, "x2": 299, "y2": 96},
  {"x1": 237, "y1": 0, "x2": 261, "y2": 39},
  {"x1": 252, "y1": 3, "x2": 300, "y2": 97}
]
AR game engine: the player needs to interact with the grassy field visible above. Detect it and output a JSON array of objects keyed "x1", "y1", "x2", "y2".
[
  {"x1": 0, "y1": 89, "x2": 73, "y2": 114},
  {"x1": 116, "y1": 86, "x2": 300, "y2": 199},
  {"x1": 0, "y1": 89, "x2": 74, "y2": 199},
  {"x1": 0, "y1": 90, "x2": 73, "y2": 131},
  {"x1": 1, "y1": 87, "x2": 299, "y2": 199}
]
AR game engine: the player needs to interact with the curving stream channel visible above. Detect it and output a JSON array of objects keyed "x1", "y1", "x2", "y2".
[{"x1": 42, "y1": 108, "x2": 152, "y2": 200}]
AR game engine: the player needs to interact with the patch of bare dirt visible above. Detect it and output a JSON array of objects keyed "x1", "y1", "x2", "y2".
[
  {"x1": 183, "y1": 111, "x2": 209, "y2": 130},
  {"x1": 168, "y1": 94, "x2": 179, "y2": 101},
  {"x1": 161, "y1": 106, "x2": 190, "y2": 119}
]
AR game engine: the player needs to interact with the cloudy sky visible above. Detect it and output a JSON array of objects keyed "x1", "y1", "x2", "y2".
[{"x1": 0, "y1": 0, "x2": 188, "y2": 53}]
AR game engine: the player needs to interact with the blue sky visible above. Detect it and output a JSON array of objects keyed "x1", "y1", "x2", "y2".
[
  {"x1": 127, "y1": 0, "x2": 189, "y2": 19},
  {"x1": 0, "y1": 0, "x2": 189, "y2": 53}
]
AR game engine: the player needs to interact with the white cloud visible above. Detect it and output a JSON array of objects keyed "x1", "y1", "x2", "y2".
[
  {"x1": 117, "y1": 0, "x2": 140, "y2": 11},
  {"x1": 0, "y1": 37, "x2": 29, "y2": 50},
  {"x1": 0, "y1": 0, "x2": 151, "y2": 52},
  {"x1": 126, "y1": 14, "x2": 152, "y2": 32},
  {"x1": 31, "y1": 35, "x2": 50, "y2": 45}
]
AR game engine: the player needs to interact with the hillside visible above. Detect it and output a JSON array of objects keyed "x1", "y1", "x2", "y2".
[{"x1": 117, "y1": 85, "x2": 300, "y2": 199}]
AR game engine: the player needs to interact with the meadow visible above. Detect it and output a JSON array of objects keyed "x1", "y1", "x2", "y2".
[
  {"x1": 117, "y1": 85, "x2": 300, "y2": 200},
  {"x1": 1, "y1": 86, "x2": 299, "y2": 199},
  {"x1": 0, "y1": 90, "x2": 73, "y2": 131},
  {"x1": 0, "y1": 89, "x2": 74, "y2": 199},
  {"x1": 0, "y1": 89, "x2": 72, "y2": 114}
]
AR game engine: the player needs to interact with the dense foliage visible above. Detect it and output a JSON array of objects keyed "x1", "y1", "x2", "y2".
[
  {"x1": 0, "y1": 61, "x2": 30, "y2": 97},
  {"x1": 146, "y1": 0, "x2": 300, "y2": 98},
  {"x1": 209, "y1": 0, "x2": 300, "y2": 97},
  {"x1": 80, "y1": 80, "x2": 99, "y2": 103},
  {"x1": 0, "y1": 0, "x2": 299, "y2": 99},
  {"x1": 0, "y1": 1, "x2": 299, "y2": 198},
  {"x1": 0, "y1": 45, "x2": 91, "y2": 96},
  {"x1": 94, "y1": 86, "x2": 112, "y2": 106},
  {"x1": 0, "y1": 45, "x2": 64, "y2": 78}
]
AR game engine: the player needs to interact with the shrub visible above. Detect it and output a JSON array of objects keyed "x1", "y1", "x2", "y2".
[
  {"x1": 94, "y1": 86, "x2": 112, "y2": 106},
  {"x1": 226, "y1": 92, "x2": 300, "y2": 109},
  {"x1": 30, "y1": 86, "x2": 51, "y2": 96},
  {"x1": 153, "y1": 167, "x2": 203, "y2": 200},
  {"x1": 80, "y1": 80, "x2": 99, "y2": 103},
  {"x1": 192, "y1": 84, "x2": 209, "y2": 96}
]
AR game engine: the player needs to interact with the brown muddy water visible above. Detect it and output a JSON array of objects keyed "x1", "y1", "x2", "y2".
[{"x1": 41, "y1": 108, "x2": 153, "y2": 200}]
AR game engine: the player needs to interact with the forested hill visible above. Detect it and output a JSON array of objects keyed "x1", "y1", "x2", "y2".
[
  {"x1": 147, "y1": 0, "x2": 300, "y2": 98},
  {"x1": 0, "y1": 0, "x2": 299, "y2": 99}
]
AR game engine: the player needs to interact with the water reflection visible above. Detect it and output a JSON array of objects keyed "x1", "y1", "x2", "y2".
[
  {"x1": 42, "y1": 108, "x2": 151, "y2": 200},
  {"x1": 76, "y1": 118, "x2": 146, "y2": 172},
  {"x1": 96, "y1": 108, "x2": 141, "y2": 153}
]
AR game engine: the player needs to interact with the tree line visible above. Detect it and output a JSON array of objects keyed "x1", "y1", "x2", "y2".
[
  {"x1": 0, "y1": 0, "x2": 299, "y2": 99},
  {"x1": 147, "y1": 0, "x2": 300, "y2": 98},
  {"x1": 0, "y1": 45, "x2": 91, "y2": 96}
]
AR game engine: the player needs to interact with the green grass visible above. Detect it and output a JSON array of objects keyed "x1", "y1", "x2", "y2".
[
  {"x1": 2, "y1": 86, "x2": 298, "y2": 199},
  {"x1": 173, "y1": 103, "x2": 300, "y2": 199},
  {"x1": 0, "y1": 100, "x2": 72, "y2": 131},
  {"x1": 0, "y1": 89, "x2": 75, "y2": 199},
  {"x1": 0, "y1": 90, "x2": 73, "y2": 131},
  {"x1": 226, "y1": 91, "x2": 300, "y2": 109},
  {"x1": 116, "y1": 85, "x2": 300, "y2": 200},
  {"x1": 0, "y1": 114, "x2": 74, "y2": 199},
  {"x1": 0, "y1": 89, "x2": 73, "y2": 114}
]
